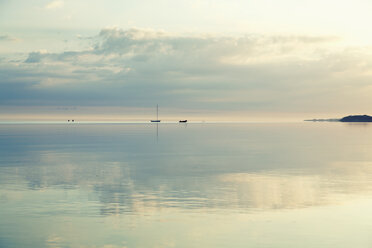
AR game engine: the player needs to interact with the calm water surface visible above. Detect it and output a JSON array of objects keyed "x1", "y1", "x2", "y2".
[{"x1": 1, "y1": 122, "x2": 372, "y2": 247}]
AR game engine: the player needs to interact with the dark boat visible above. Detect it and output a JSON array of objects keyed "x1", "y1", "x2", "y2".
[{"x1": 179, "y1": 120, "x2": 187, "y2": 123}]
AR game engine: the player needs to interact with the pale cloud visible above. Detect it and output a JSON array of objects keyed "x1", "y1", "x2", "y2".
[
  {"x1": 45, "y1": 0, "x2": 64, "y2": 10},
  {"x1": 2, "y1": 28, "x2": 372, "y2": 116}
]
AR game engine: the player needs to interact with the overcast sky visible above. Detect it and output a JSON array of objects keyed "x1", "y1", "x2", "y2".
[{"x1": 1, "y1": 0, "x2": 372, "y2": 121}]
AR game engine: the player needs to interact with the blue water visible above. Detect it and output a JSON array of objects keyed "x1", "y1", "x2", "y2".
[{"x1": 1, "y1": 122, "x2": 372, "y2": 247}]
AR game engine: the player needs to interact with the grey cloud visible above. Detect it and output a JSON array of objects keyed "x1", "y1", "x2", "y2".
[
  {"x1": 2, "y1": 28, "x2": 372, "y2": 113},
  {"x1": 24, "y1": 52, "x2": 45, "y2": 63},
  {"x1": 0, "y1": 35, "x2": 18, "y2": 42},
  {"x1": 25, "y1": 51, "x2": 81, "y2": 63}
]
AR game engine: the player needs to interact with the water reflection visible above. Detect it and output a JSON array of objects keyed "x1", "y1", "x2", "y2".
[
  {"x1": 2, "y1": 123, "x2": 372, "y2": 247},
  {"x1": 5, "y1": 155, "x2": 372, "y2": 215},
  {"x1": 2, "y1": 123, "x2": 372, "y2": 214}
]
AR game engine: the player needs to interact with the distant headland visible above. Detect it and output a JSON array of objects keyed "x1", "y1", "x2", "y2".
[
  {"x1": 340, "y1": 115, "x2": 372, "y2": 122},
  {"x1": 305, "y1": 115, "x2": 372, "y2": 122}
]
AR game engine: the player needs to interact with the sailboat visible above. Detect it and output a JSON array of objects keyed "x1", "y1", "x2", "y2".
[{"x1": 150, "y1": 104, "x2": 161, "y2": 122}]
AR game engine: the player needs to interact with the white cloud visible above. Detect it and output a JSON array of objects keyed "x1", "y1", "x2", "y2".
[{"x1": 45, "y1": 0, "x2": 64, "y2": 10}]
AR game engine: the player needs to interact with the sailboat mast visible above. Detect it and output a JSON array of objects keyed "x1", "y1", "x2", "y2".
[{"x1": 151, "y1": 104, "x2": 160, "y2": 122}]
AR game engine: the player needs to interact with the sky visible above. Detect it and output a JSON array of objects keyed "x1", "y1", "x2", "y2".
[{"x1": 1, "y1": 0, "x2": 372, "y2": 121}]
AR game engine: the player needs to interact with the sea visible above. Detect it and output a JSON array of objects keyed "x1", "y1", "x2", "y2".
[{"x1": 1, "y1": 122, "x2": 372, "y2": 248}]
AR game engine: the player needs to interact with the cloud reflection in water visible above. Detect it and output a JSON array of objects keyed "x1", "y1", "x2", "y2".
[{"x1": 2, "y1": 123, "x2": 372, "y2": 248}]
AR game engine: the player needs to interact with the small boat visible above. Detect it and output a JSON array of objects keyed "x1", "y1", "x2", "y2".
[
  {"x1": 150, "y1": 104, "x2": 161, "y2": 123},
  {"x1": 179, "y1": 120, "x2": 187, "y2": 123}
]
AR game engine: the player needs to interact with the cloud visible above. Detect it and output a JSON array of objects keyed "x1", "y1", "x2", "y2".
[
  {"x1": 24, "y1": 50, "x2": 48, "y2": 63},
  {"x1": 2, "y1": 27, "x2": 372, "y2": 116},
  {"x1": 0, "y1": 35, "x2": 19, "y2": 42},
  {"x1": 45, "y1": 0, "x2": 64, "y2": 9}
]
